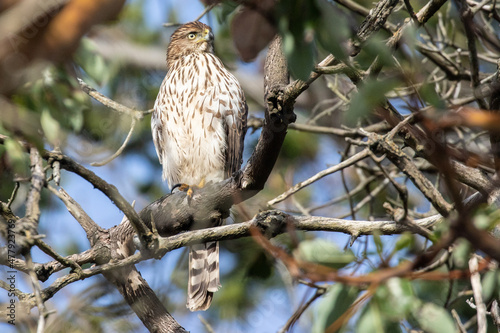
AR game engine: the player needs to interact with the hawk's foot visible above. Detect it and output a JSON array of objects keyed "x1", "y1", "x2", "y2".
[
  {"x1": 171, "y1": 183, "x2": 190, "y2": 193},
  {"x1": 171, "y1": 178, "x2": 206, "y2": 200}
]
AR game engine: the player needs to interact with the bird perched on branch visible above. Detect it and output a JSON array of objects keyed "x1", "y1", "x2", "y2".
[{"x1": 152, "y1": 21, "x2": 247, "y2": 311}]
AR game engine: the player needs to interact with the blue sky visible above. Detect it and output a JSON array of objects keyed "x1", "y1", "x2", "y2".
[
  {"x1": 0, "y1": 1, "x2": 427, "y2": 332},
  {"x1": 1, "y1": 1, "x2": 298, "y2": 332}
]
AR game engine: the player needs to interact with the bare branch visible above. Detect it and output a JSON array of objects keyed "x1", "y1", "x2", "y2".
[
  {"x1": 42, "y1": 150, "x2": 152, "y2": 242},
  {"x1": 268, "y1": 149, "x2": 371, "y2": 206},
  {"x1": 46, "y1": 185, "x2": 102, "y2": 240},
  {"x1": 455, "y1": 0, "x2": 488, "y2": 109},
  {"x1": 90, "y1": 116, "x2": 137, "y2": 167},
  {"x1": 468, "y1": 256, "x2": 487, "y2": 333},
  {"x1": 77, "y1": 78, "x2": 152, "y2": 118}
]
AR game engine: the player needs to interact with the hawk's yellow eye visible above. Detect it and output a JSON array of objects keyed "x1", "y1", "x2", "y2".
[{"x1": 187, "y1": 33, "x2": 196, "y2": 40}]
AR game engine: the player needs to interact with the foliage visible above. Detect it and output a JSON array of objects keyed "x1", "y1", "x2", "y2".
[{"x1": 1, "y1": 0, "x2": 500, "y2": 332}]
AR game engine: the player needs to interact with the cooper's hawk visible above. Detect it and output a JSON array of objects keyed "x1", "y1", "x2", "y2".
[{"x1": 151, "y1": 21, "x2": 247, "y2": 311}]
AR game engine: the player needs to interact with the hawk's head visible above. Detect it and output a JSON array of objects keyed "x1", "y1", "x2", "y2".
[{"x1": 166, "y1": 21, "x2": 215, "y2": 68}]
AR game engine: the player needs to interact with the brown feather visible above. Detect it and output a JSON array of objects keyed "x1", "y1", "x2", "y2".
[{"x1": 152, "y1": 21, "x2": 247, "y2": 312}]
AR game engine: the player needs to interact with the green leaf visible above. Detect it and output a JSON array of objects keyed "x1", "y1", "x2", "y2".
[
  {"x1": 373, "y1": 231, "x2": 384, "y2": 256},
  {"x1": 473, "y1": 207, "x2": 500, "y2": 231},
  {"x1": 296, "y1": 238, "x2": 355, "y2": 269},
  {"x1": 216, "y1": 0, "x2": 239, "y2": 25},
  {"x1": 313, "y1": 284, "x2": 359, "y2": 333},
  {"x1": 419, "y1": 83, "x2": 446, "y2": 110},
  {"x1": 277, "y1": 0, "x2": 319, "y2": 80},
  {"x1": 414, "y1": 302, "x2": 455, "y2": 333},
  {"x1": 481, "y1": 270, "x2": 499, "y2": 301},
  {"x1": 76, "y1": 39, "x2": 110, "y2": 85},
  {"x1": 41, "y1": 109, "x2": 61, "y2": 146},
  {"x1": 284, "y1": 30, "x2": 315, "y2": 81},
  {"x1": 451, "y1": 239, "x2": 471, "y2": 269},
  {"x1": 357, "y1": 301, "x2": 401, "y2": 333},
  {"x1": 314, "y1": 0, "x2": 350, "y2": 61},
  {"x1": 362, "y1": 35, "x2": 396, "y2": 68},
  {"x1": 346, "y1": 77, "x2": 400, "y2": 126},
  {"x1": 394, "y1": 233, "x2": 414, "y2": 252},
  {"x1": 4, "y1": 138, "x2": 29, "y2": 177},
  {"x1": 378, "y1": 278, "x2": 417, "y2": 318}
]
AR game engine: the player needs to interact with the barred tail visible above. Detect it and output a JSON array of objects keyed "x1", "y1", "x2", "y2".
[{"x1": 186, "y1": 241, "x2": 220, "y2": 311}]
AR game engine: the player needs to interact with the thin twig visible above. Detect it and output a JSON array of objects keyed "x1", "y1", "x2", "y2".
[
  {"x1": 336, "y1": 178, "x2": 390, "y2": 219},
  {"x1": 197, "y1": 315, "x2": 216, "y2": 333},
  {"x1": 163, "y1": 3, "x2": 218, "y2": 27},
  {"x1": 469, "y1": 256, "x2": 487, "y2": 333},
  {"x1": 25, "y1": 251, "x2": 47, "y2": 333},
  {"x1": 452, "y1": 309, "x2": 468, "y2": 333},
  {"x1": 278, "y1": 287, "x2": 326, "y2": 332},
  {"x1": 6, "y1": 181, "x2": 19, "y2": 209},
  {"x1": 43, "y1": 150, "x2": 151, "y2": 242},
  {"x1": 268, "y1": 149, "x2": 371, "y2": 206},
  {"x1": 34, "y1": 238, "x2": 83, "y2": 275},
  {"x1": 91, "y1": 116, "x2": 137, "y2": 167},
  {"x1": 455, "y1": 0, "x2": 488, "y2": 109},
  {"x1": 77, "y1": 78, "x2": 151, "y2": 118},
  {"x1": 306, "y1": 175, "x2": 379, "y2": 214}
]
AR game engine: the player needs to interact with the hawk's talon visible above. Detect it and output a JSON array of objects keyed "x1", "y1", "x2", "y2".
[
  {"x1": 171, "y1": 183, "x2": 188, "y2": 193},
  {"x1": 171, "y1": 183, "x2": 181, "y2": 193},
  {"x1": 171, "y1": 183, "x2": 197, "y2": 201}
]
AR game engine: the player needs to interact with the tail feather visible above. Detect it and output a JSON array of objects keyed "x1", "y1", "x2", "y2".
[
  {"x1": 187, "y1": 241, "x2": 220, "y2": 311},
  {"x1": 206, "y1": 241, "x2": 220, "y2": 291}
]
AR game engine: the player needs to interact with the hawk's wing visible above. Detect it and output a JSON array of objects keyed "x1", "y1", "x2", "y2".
[
  {"x1": 218, "y1": 73, "x2": 248, "y2": 179},
  {"x1": 151, "y1": 106, "x2": 164, "y2": 165}
]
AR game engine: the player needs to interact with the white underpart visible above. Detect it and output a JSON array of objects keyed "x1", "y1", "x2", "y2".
[{"x1": 152, "y1": 53, "x2": 241, "y2": 188}]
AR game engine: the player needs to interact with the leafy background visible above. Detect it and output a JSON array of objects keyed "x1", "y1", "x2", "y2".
[{"x1": 1, "y1": 0, "x2": 499, "y2": 332}]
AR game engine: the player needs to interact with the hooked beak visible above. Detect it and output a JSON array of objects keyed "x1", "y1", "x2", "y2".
[{"x1": 197, "y1": 28, "x2": 211, "y2": 43}]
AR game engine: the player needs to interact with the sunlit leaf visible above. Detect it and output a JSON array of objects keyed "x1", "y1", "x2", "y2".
[{"x1": 76, "y1": 39, "x2": 111, "y2": 85}]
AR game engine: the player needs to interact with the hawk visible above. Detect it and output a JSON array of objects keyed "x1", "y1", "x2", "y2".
[{"x1": 151, "y1": 21, "x2": 247, "y2": 311}]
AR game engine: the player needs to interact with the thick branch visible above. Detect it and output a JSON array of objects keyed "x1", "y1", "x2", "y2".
[
  {"x1": 116, "y1": 36, "x2": 295, "y2": 240},
  {"x1": 367, "y1": 131, "x2": 454, "y2": 216},
  {"x1": 103, "y1": 267, "x2": 187, "y2": 333},
  {"x1": 14, "y1": 148, "x2": 45, "y2": 253},
  {"x1": 154, "y1": 210, "x2": 443, "y2": 253}
]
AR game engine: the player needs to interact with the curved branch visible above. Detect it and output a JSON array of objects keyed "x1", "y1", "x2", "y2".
[
  {"x1": 42, "y1": 150, "x2": 151, "y2": 240},
  {"x1": 78, "y1": 78, "x2": 152, "y2": 118}
]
